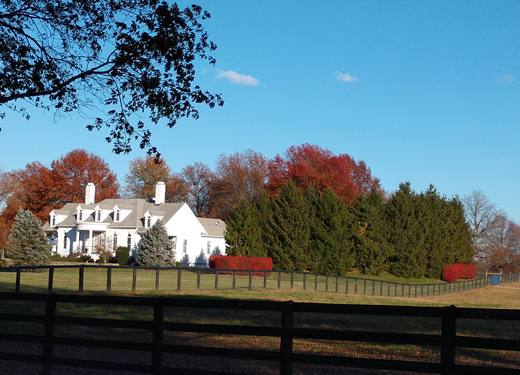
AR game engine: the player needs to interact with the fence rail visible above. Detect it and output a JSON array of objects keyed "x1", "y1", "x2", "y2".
[
  {"x1": 1, "y1": 265, "x2": 519, "y2": 297},
  {"x1": 0, "y1": 292, "x2": 519, "y2": 374}
]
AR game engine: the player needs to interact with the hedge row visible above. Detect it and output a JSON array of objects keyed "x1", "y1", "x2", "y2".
[
  {"x1": 443, "y1": 264, "x2": 477, "y2": 283},
  {"x1": 210, "y1": 255, "x2": 273, "y2": 276}
]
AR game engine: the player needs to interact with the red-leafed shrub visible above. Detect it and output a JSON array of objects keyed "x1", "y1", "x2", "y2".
[
  {"x1": 209, "y1": 255, "x2": 272, "y2": 276},
  {"x1": 443, "y1": 265, "x2": 459, "y2": 283},
  {"x1": 455, "y1": 264, "x2": 477, "y2": 279},
  {"x1": 443, "y1": 264, "x2": 476, "y2": 282}
]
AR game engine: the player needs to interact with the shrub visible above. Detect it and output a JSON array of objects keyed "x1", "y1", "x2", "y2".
[
  {"x1": 455, "y1": 264, "x2": 477, "y2": 279},
  {"x1": 443, "y1": 265, "x2": 459, "y2": 283},
  {"x1": 79, "y1": 254, "x2": 93, "y2": 263},
  {"x1": 210, "y1": 255, "x2": 272, "y2": 276},
  {"x1": 116, "y1": 247, "x2": 130, "y2": 266}
]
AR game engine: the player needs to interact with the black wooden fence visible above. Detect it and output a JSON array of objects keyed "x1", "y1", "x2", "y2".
[
  {"x1": 2, "y1": 265, "x2": 518, "y2": 297},
  {"x1": 0, "y1": 292, "x2": 519, "y2": 375}
]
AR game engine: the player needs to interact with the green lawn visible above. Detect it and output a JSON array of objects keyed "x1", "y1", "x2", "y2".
[{"x1": 0, "y1": 266, "x2": 468, "y2": 297}]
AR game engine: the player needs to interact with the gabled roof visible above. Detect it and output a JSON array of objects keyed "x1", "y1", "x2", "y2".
[
  {"x1": 198, "y1": 218, "x2": 226, "y2": 238},
  {"x1": 44, "y1": 198, "x2": 185, "y2": 231}
]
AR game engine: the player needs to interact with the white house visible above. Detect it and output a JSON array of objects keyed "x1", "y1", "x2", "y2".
[{"x1": 42, "y1": 182, "x2": 226, "y2": 266}]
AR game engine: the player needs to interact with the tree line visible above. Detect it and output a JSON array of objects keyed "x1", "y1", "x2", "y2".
[
  {"x1": 2, "y1": 143, "x2": 518, "y2": 275},
  {"x1": 225, "y1": 181, "x2": 474, "y2": 279}
]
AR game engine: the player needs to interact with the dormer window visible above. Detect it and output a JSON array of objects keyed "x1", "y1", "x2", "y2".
[
  {"x1": 78, "y1": 209, "x2": 83, "y2": 221},
  {"x1": 51, "y1": 214, "x2": 56, "y2": 227},
  {"x1": 96, "y1": 209, "x2": 101, "y2": 222},
  {"x1": 146, "y1": 216, "x2": 151, "y2": 228},
  {"x1": 116, "y1": 209, "x2": 120, "y2": 222}
]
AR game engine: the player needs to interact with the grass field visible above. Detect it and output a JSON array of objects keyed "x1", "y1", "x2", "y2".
[
  {"x1": 0, "y1": 267, "x2": 518, "y2": 374},
  {"x1": 0, "y1": 266, "x2": 471, "y2": 298}
]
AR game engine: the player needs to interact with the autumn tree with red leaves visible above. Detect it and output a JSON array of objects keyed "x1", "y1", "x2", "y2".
[
  {"x1": 51, "y1": 149, "x2": 119, "y2": 204},
  {"x1": 124, "y1": 155, "x2": 188, "y2": 202},
  {"x1": 0, "y1": 150, "x2": 119, "y2": 248},
  {"x1": 266, "y1": 144, "x2": 381, "y2": 206}
]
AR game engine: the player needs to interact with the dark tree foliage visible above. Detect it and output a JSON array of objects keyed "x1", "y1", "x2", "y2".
[
  {"x1": 136, "y1": 219, "x2": 174, "y2": 267},
  {"x1": 6, "y1": 208, "x2": 51, "y2": 266},
  {"x1": 387, "y1": 183, "x2": 474, "y2": 279},
  {"x1": 350, "y1": 188, "x2": 391, "y2": 275},
  {"x1": 0, "y1": 0, "x2": 223, "y2": 155},
  {"x1": 309, "y1": 188, "x2": 355, "y2": 275},
  {"x1": 225, "y1": 198, "x2": 266, "y2": 258},
  {"x1": 266, "y1": 180, "x2": 312, "y2": 271},
  {"x1": 386, "y1": 183, "x2": 427, "y2": 278}
]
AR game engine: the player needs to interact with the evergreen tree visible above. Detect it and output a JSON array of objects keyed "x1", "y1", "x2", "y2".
[
  {"x1": 386, "y1": 183, "x2": 427, "y2": 278},
  {"x1": 225, "y1": 198, "x2": 266, "y2": 257},
  {"x1": 266, "y1": 180, "x2": 312, "y2": 271},
  {"x1": 350, "y1": 188, "x2": 391, "y2": 275},
  {"x1": 6, "y1": 208, "x2": 51, "y2": 267},
  {"x1": 136, "y1": 220, "x2": 174, "y2": 267},
  {"x1": 310, "y1": 188, "x2": 355, "y2": 275}
]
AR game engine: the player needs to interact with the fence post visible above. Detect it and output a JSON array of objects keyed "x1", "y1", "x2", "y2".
[
  {"x1": 280, "y1": 300, "x2": 294, "y2": 375},
  {"x1": 303, "y1": 273, "x2": 306, "y2": 291},
  {"x1": 380, "y1": 281, "x2": 384, "y2": 296},
  {"x1": 152, "y1": 297, "x2": 164, "y2": 374},
  {"x1": 155, "y1": 269, "x2": 160, "y2": 291},
  {"x1": 290, "y1": 272, "x2": 294, "y2": 289},
  {"x1": 132, "y1": 268, "x2": 137, "y2": 292},
  {"x1": 43, "y1": 293, "x2": 57, "y2": 375},
  {"x1": 249, "y1": 271, "x2": 253, "y2": 291},
  {"x1": 197, "y1": 270, "x2": 201, "y2": 290},
  {"x1": 48, "y1": 267, "x2": 54, "y2": 294},
  {"x1": 314, "y1": 274, "x2": 318, "y2": 291},
  {"x1": 79, "y1": 265, "x2": 84, "y2": 293},
  {"x1": 232, "y1": 271, "x2": 237, "y2": 291},
  {"x1": 372, "y1": 280, "x2": 375, "y2": 296},
  {"x1": 335, "y1": 276, "x2": 339, "y2": 293},
  {"x1": 264, "y1": 271, "x2": 268, "y2": 290},
  {"x1": 325, "y1": 276, "x2": 329, "y2": 292},
  {"x1": 278, "y1": 271, "x2": 282, "y2": 290},
  {"x1": 364, "y1": 279, "x2": 367, "y2": 295},
  {"x1": 215, "y1": 270, "x2": 219, "y2": 290},
  {"x1": 354, "y1": 278, "x2": 358, "y2": 294},
  {"x1": 107, "y1": 267, "x2": 112, "y2": 292},
  {"x1": 15, "y1": 267, "x2": 21, "y2": 293},
  {"x1": 441, "y1": 305, "x2": 457, "y2": 375},
  {"x1": 177, "y1": 269, "x2": 182, "y2": 292}
]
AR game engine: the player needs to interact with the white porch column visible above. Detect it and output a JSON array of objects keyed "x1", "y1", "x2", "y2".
[
  {"x1": 88, "y1": 229, "x2": 93, "y2": 254},
  {"x1": 75, "y1": 230, "x2": 80, "y2": 252}
]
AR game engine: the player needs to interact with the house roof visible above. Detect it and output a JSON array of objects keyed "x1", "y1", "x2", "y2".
[
  {"x1": 44, "y1": 199, "x2": 185, "y2": 231},
  {"x1": 198, "y1": 218, "x2": 226, "y2": 238}
]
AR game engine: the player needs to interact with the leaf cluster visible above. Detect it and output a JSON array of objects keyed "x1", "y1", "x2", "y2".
[{"x1": 0, "y1": 0, "x2": 223, "y2": 154}]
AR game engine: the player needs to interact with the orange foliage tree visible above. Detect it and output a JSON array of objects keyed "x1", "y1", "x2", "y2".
[
  {"x1": 123, "y1": 155, "x2": 188, "y2": 202},
  {"x1": 0, "y1": 150, "x2": 119, "y2": 247},
  {"x1": 266, "y1": 144, "x2": 381, "y2": 206},
  {"x1": 51, "y1": 149, "x2": 119, "y2": 204}
]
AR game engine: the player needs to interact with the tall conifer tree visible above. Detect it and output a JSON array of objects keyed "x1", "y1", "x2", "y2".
[
  {"x1": 311, "y1": 188, "x2": 355, "y2": 275},
  {"x1": 225, "y1": 198, "x2": 266, "y2": 257},
  {"x1": 350, "y1": 188, "x2": 391, "y2": 275},
  {"x1": 386, "y1": 183, "x2": 427, "y2": 278},
  {"x1": 266, "y1": 181, "x2": 312, "y2": 270}
]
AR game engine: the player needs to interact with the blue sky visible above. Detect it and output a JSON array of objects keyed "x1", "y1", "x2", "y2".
[{"x1": 1, "y1": 1, "x2": 519, "y2": 220}]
